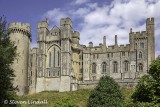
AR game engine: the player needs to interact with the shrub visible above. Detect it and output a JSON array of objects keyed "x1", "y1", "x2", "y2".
[{"x1": 88, "y1": 76, "x2": 124, "y2": 107}]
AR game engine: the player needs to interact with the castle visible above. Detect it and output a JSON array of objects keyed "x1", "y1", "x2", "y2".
[{"x1": 8, "y1": 17, "x2": 155, "y2": 95}]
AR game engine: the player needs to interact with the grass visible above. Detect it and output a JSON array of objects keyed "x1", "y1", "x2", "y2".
[
  {"x1": 19, "y1": 89, "x2": 92, "y2": 107},
  {"x1": 17, "y1": 87, "x2": 134, "y2": 107}
]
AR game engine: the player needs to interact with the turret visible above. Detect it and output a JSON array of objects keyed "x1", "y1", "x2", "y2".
[
  {"x1": 103, "y1": 36, "x2": 106, "y2": 46},
  {"x1": 114, "y1": 35, "x2": 118, "y2": 47},
  {"x1": 60, "y1": 18, "x2": 72, "y2": 39},
  {"x1": 59, "y1": 18, "x2": 73, "y2": 92},
  {"x1": 129, "y1": 28, "x2": 134, "y2": 51},
  {"x1": 8, "y1": 22, "x2": 31, "y2": 95},
  {"x1": 89, "y1": 42, "x2": 93, "y2": 47},
  {"x1": 146, "y1": 17, "x2": 155, "y2": 68},
  {"x1": 37, "y1": 19, "x2": 49, "y2": 77},
  {"x1": 37, "y1": 18, "x2": 49, "y2": 42},
  {"x1": 72, "y1": 31, "x2": 80, "y2": 44}
]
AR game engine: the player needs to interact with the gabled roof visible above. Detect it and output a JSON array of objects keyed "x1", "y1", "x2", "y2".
[{"x1": 50, "y1": 25, "x2": 60, "y2": 33}]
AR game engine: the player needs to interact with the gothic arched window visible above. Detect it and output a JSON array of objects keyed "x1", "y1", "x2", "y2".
[
  {"x1": 113, "y1": 61, "x2": 118, "y2": 73},
  {"x1": 49, "y1": 52, "x2": 51, "y2": 67},
  {"x1": 53, "y1": 47, "x2": 56, "y2": 67},
  {"x1": 102, "y1": 62, "x2": 107, "y2": 73},
  {"x1": 139, "y1": 52, "x2": 142, "y2": 59},
  {"x1": 124, "y1": 60, "x2": 129, "y2": 72},
  {"x1": 92, "y1": 63, "x2": 96, "y2": 73},
  {"x1": 138, "y1": 63, "x2": 143, "y2": 71},
  {"x1": 57, "y1": 51, "x2": 60, "y2": 66}
]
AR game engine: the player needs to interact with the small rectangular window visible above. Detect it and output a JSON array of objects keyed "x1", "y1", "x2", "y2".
[
  {"x1": 111, "y1": 53, "x2": 113, "y2": 57},
  {"x1": 122, "y1": 52, "x2": 125, "y2": 56}
]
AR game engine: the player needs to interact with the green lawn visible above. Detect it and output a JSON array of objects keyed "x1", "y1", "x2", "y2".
[{"x1": 18, "y1": 87, "x2": 134, "y2": 107}]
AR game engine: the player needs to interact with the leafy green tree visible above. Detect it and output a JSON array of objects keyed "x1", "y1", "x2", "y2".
[
  {"x1": 131, "y1": 75, "x2": 155, "y2": 102},
  {"x1": 0, "y1": 16, "x2": 17, "y2": 106},
  {"x1": 132, "y1": 59, "x2": 160, "y2": 103},
  {"x1": 88, "y1": 76, "x2": 124, "y2": 107},
  {"x1": 148, "y1": 59, "x2": 160, "y2": 81}
]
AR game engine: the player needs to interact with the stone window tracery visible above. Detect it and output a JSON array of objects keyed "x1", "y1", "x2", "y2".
[
  {"x1": 58, "y1": 51, "x2": 60, "y2": 66},
  {"x1": 113, "y1": 61, "x2": 118, "y2": 73},
  {"x1": 102, "y1": 62, "x2": 107, "y2": 73},
  {"x1": 124, "y1": 60, "x2": 129, "y2": 71},
  {"x1": 92, "y1": 63, "x2": 96, "y2": 73},
  {"x1": 49, "y1": 52, "x2": 51, "y2": 67},
  {"x1": 140, "y1": 42, "x2": 144, "y2": 48},
  {"x1": 138, "y1": 63, "x2": 143, "y2": 71}
]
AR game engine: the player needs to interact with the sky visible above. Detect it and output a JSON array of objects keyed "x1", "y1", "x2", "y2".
[{"x1": 0, "y1": 0, "x2": 160, "y2": 57}]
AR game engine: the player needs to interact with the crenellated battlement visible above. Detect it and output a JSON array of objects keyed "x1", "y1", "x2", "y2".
[
  {"x1": 72, "y1": 31, "x2": 80, "y2": 39},
  {"x1": 146, "y1": 17, "x2": 154, "y2": 25},
  {"x1": 8, "y1": 22, "x2": 31, "y2": 32},
  {"x1": 37, "y1": 19, "x2": 49, "y2": 29},
  {"x1": 119, "y1": 44, "x2": 130, "y2": 49},
  {"x1": 8, "y1": 22, "x2": 31, "y2": 39},
  {"x1": 60, "y1": 17, "x2": 72, "y2": 27}
]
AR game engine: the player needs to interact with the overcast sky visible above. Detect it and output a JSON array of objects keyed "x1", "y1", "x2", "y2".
[{"x1": 0, "y1": 0, "x2": 160, "y2": 57}]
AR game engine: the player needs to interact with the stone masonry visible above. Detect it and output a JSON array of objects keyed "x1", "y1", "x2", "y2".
[{"x1": 8, "y1": 17, "x2": 155, "y2": 95}]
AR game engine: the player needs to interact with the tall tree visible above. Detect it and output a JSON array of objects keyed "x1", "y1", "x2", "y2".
[
  {"x1": 0, "y1": 16, "x2": 17, "y2": 105},
  {"x1": 88, "y1": 76, "x2": 124, "y2": 107}
]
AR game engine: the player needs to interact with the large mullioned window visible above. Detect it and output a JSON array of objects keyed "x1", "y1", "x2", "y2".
[
  {"x1": 58, "y1": 51, "x2": 60, "y2": 66},
  {"x1": 113, "y1": 61, "x2": 118, "y2": 73},
  {"x1": 102, "y1": 62, "x2": 107, "y2": 73},
  {"x1": 124, "y1": 60, "x2": 129, "y2": 72},
  {"x1": 49, "y1": 52, "x2": 51, "y2": 67},
  {"x1": 138, "y1": 63, "x2": 143, "y2": 71},
  {"x1": 92, "y1": 63, "x2": 96, "y2": 73}
]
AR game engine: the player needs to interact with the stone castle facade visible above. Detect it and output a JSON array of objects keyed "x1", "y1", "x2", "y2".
[{"x1": 8, "y1": 17, "x2": 155, "y2": 95}]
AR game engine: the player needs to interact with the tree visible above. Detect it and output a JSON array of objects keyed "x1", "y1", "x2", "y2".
[
  {"x1": 0, "y1": 16, "x2": 17, "y2": 106},
  {"x1": 132, "y1": 59, "x2": 160, "y2": 103},
  {"x1": 88, "y1": 76, "x2": 124, "y2": 107},
  {"x1": 131, "y1": 75, "x2": 155, "y2": 102}
]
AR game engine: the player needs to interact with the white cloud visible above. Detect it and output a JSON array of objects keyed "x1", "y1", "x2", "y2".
[
  {"x1": 41, "y1": 0, "x2": 160, "y2": 57},
  {"x1": 42, "y1": 8, "x2": 67, "y2": 26},
  {"x1": 71, "y1": 0, "x2": 90, "y2": 4}
]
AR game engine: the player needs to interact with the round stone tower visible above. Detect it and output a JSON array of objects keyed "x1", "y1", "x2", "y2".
[{"x1": 8, "y1": 22, "x2": 31, "y2": 95}]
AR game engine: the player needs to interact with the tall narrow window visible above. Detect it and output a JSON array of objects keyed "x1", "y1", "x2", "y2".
[
  {"x1": 113, "y1": 61, "x2": 118, "y2": 73},
  {"x1": 53, "y1": 71, "x2": 55, "y2": 76},
  {"x1": 124, "y1": 61, "x2": 129, "y2": 72},
  {"x1": 135, "y1": 43, "x2": 137, "y2": 49},
  {"x1": 93, "y1": 54, "x2": 95, "y2": 59},
  {"x1": 92, "y1": 63, "x2": 96, "y2": 73},
  {"x1": 54, "y1": 47, "x2": 55, "y2": 67},
  {"x1": 48, "y1": 71, "x2": 51, "y2": 77},
  {"x1": 140, "y1": 42, "x2": 144, "y2": 48},
  {"x1": 111, "y1": 53, "x2": 113, "y2": 57},
  {"x1": 102, "y1": 62, "x2": 107, "y2": 73},
  {"x1": 138, "y1": 63, "x2": 143, "y2": 71},
  {"x1": 139, "y1": 52, "x2": 142, "y2": 59},
  {"x1": 58, "y1": 71, "x2": 60, "y2": 76},
  {"x1": 58, "y1": 51, "x2": 60, "y2": 66},
  {"x1": 49, "y1": 52, "x2": 51, "y2": 67},
  {"x1": 122, "y1": 52, "x2": 125, "y2": 56}
]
